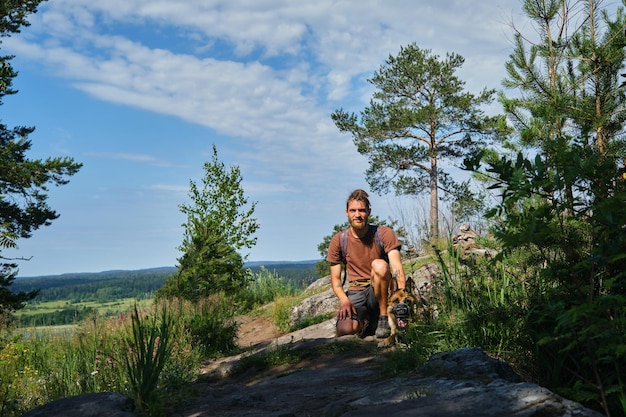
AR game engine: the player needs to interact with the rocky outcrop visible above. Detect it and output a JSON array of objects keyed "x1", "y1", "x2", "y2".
[
  {"x1": 289, "y1": 277, "x2": 338, "y2": 328},
  {"x1": 343, "y1": 347, "x2": 602, "y2": 417},
  {"x1": 20, "y1": 392, "x2": 135, "y2": 417},
  {"x1": 24, "y1": 342, "x2": 604, "y2": 417},
  {"x1": 185, "y1": 342, "x2": 604, "y2": 417},
  {"x1": 452, "y1": 224, "x2": 494, "y2": 257}
]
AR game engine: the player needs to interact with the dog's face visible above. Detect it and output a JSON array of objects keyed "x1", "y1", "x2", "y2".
[
  {"x1": 388, "y1": 287, "x2": 416, "y2": 330},
  {"x1": 378, "y1": 277, "x2": 418, "y2": 348}
]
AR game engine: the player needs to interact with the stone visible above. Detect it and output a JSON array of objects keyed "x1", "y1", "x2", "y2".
[
  {"x1": 20, "y1": 392, "x2": 135, "y2": 417},
  {"x1": 419, "y1": 347, "x2": 522, "y2": 383},
  {"x1": 180, "y1": 339, "x2": 605, "y2": 417},
  {"x1": 289, "y1": 287, "x2": 338, "y2": 327}
]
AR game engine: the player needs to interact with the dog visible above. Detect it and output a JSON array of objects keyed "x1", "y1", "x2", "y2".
[{"x1": 377, "y1": 276, "x2": 418, "y2": 348}]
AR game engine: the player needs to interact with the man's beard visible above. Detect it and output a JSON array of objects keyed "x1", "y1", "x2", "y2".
[{"x1": 350, "y1": 219, "x2": 368, "y2": 232}]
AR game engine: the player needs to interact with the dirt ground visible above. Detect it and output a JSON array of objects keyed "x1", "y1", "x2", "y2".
[
  {"x1": 234, "y1": 313, "x2": 284, "y2": 349},
  {"x1": 175, "y1": 312, "x2": 383, "y2": 417}
]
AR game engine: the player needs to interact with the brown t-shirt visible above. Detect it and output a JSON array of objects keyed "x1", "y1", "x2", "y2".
[{"x1": 326, "y1": 225, "x2": 401, "y2": 282}]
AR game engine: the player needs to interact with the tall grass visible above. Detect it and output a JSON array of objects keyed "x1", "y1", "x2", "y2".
[
  {"x1": 0, "y1": 304, "x2": 203, "y2": 417},
  {"x1": 0, "y1": 267, "x2": 306, "y2": 416},
  {"x1": 122, "y1": 306, "x2": 173, "y2": 413},
  {"x1": 238, "y1": 267, "x2": 297, "y2": 311},
  {"x1": 431, "y1": 245, "x2": 532, "y2": 365}
]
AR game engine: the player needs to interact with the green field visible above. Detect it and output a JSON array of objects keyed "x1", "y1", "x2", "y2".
[
  {"x1": 10, "y1": 263, "x2": 318, "y2": 327},
  {"x1": 17, "y1": 298, "x2": 153, "y2": 316},
  {"x1": 14, "y1": 298, "x2": 153, "y2": 328}
]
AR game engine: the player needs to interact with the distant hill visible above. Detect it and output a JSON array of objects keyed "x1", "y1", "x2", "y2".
[
  {"x1": 12, "y1": 261, "x2": 321, "y2": 303},
  {"x1": 245, "y1": 260, "x2": 320, "y2": 268},
  {"x1": 16, "y1": 261, "x2": 320, "y2": 281}
]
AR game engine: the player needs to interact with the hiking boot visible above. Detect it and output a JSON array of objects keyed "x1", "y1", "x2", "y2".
[{"x1": 375, "y1": 316, "x2": 391, "y2": 338}]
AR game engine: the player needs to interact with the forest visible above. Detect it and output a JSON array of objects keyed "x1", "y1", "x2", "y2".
[{"x1": 10, "y1": 262, "x2": 318, "y2": 326}]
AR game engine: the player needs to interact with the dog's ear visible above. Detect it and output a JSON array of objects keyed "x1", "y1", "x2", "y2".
[
  {"x1": 389, "y1": 275, "x2": 399, "y2": 294},
  {"x1": 405, "y1": 276, "x2": 415, "y2": 294}
]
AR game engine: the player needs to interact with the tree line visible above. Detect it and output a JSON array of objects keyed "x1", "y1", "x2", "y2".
[{"x1": 11, "y1": 263, "x2": 318, "y2": 304}]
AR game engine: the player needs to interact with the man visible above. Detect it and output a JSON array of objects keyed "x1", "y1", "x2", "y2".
[{"x1": 326, "y1": 189, "x2": 407, "y2": 338}]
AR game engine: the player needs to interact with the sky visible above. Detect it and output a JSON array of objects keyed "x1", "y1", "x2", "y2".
[{"x1": 2, "y1": 0, "x2": 532, "y2": 277}]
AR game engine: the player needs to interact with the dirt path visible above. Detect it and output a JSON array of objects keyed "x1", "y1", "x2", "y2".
[
  {"x1": 234, "y1": 313, "x2": 284, "y2": 349},
  {"x1": 175, "y1": 314, "x2": 383, "y2": 417}
]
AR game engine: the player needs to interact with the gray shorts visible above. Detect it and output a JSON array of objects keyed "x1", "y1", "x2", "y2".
[{"x1": 346, "y1": 286, "x2": 379, "y2": 323}]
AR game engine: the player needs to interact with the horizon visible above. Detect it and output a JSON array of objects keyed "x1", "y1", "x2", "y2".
[{"x1": 16, "y1": 259, "x2": 322, "y2": 279}]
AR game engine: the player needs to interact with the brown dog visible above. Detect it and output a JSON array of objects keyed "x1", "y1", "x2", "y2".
[{"x1": 378, "y1": 276, "x2": 418, "y2": 348}]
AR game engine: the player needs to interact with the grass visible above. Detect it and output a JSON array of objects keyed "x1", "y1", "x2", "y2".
[{"x1": 16, "y1": 298, "x2": 152, "y2": 318}]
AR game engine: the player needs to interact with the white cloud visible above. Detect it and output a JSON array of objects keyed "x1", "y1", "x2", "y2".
[{"x1": 3, "y1": 1, "x2": 531, "y2": 193}]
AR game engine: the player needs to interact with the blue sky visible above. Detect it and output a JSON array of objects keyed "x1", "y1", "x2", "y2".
[{"x1": 3, "y1": 0, "x2": 527, "y2": 277}]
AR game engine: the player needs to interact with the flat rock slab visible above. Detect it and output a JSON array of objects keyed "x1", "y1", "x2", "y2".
[
  {"x1": 20, "y1": 392, "x2": 135, "y2": 417},
  {"x1": 175, "y1": 343, "x2": 604, "y2": 417}
]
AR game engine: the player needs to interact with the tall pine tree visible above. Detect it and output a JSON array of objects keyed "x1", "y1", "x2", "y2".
[
  {"x1": 332, "y1": 44, "x2": 506, "y2": 241},
  {"x1": 0, "y1": 0, "x2": 82, "y2": 320}
]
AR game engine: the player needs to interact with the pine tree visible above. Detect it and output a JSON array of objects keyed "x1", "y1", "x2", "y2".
[
  {"x1": 332, "y1": 44, "x2": 505, "y2": 241},
  {"x1": 160, "y1": 145, "x2": 259, "y2": 301},
  {"x1": 0, "y1": 0, "x2": 82, "y2": 319}
]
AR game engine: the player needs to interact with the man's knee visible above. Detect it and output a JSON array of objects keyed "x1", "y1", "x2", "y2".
[
  {"x1": 371, "y1": 259, "x2": 390, "y2": 280},
  {"x1": 336, "y1": 317, "x2": 359, "y2": 336}
]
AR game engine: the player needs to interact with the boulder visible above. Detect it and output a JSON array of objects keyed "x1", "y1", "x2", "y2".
[
  {"x1": 289, "y1": 287, "x2": 338, "y2": 327},
  {"x1": 20, "y1": 392, "x2": 135, "y2": 417}
]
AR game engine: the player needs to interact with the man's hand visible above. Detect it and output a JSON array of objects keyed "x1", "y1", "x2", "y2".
[{"x1": 337, "y1": 299, "x2": 357, "y2": 320}]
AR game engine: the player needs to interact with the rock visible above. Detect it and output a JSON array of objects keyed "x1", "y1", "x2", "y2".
[
  {"x1": 180, "y1": 342, "x2": 604, "y2": 417},
  {"x1": 302, "y1": 275, "x2": 332, "y2": 294},
  {"x1": 452, "y1": 223, "x2": 479, "y2": 250},
  {"x1": 289, "y1": 287, "x2": 338, "y2": 327},
  {"x1": 20, "y1": 392, "x2": 135, "y2": 417},
  {"x1": 342, "y1": 378, "x2": 604, "y2": 417},
  {"x1": 419, "y1": 347, "x2": 522, "y2": 383}
]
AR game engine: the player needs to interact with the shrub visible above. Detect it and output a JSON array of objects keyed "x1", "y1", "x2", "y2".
[
  {"x1": 237, "y1": 267, "x2": 297, "y2": 312},
  {"x1": 122, "y1": 306, "x2": 173, "y2": 413}
]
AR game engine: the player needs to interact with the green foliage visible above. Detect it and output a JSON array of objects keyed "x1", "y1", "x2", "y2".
[
  {"x1": 0, "y1": 304, "x2": 203, "y2": 417},
  {"x1": 237, "y1": 267, "x2": 297, "y2": 312},
  {"x1": 268, "y1": 295, "x2": 294, "y2": 332},
  {"x1": 0, "y1": 306, "x2": 200, "y2": 417},
  {"x1": 122, "y1": 306, "x2": 173, "y2": 413},
  {"x1": 0, "y1": 0, "x2": 46, "y2": 100},
  {"x1": 17, "y1": 306, "x2": 96, "y2": 327},
  {"x1": 13, "y1": 268, "x2": 175, "y2": 303},
  {"x1": 379, "y1": 324, "x2": 442, "y2": 377},
  {"x1": 168, "y1": 144, "x2": 259, "y2": 301},
  {"x1": 247, "y1": 262, "x2": 319, "y2": 288},
  {"x1": 185, "y1": 296, "x2": 238, "y2": 358},
  {"x1": 166, "y1": 230, "x2": 249, "y2": 301},
  {"x1": 289, "y1": 312, "x2": 334, "y2": 332},
  {"x1": 12, "y1": 268, "x2": 175, "y2": 297},
  {"x1": 433, "y1": 246, "x2": 534, "y2": 362},
  {"x1": 332, "y1": 43, "x2": 506, "y2": 240},
  {"x1": 463, "y1": 2, "x2": 626, "y2": 414},
  {"x1": 0, "y1": 335, "x2": 44, "y2": 416},
  {"x1": 0, "y1": 265, "x2": 38, "y2": 319}
]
